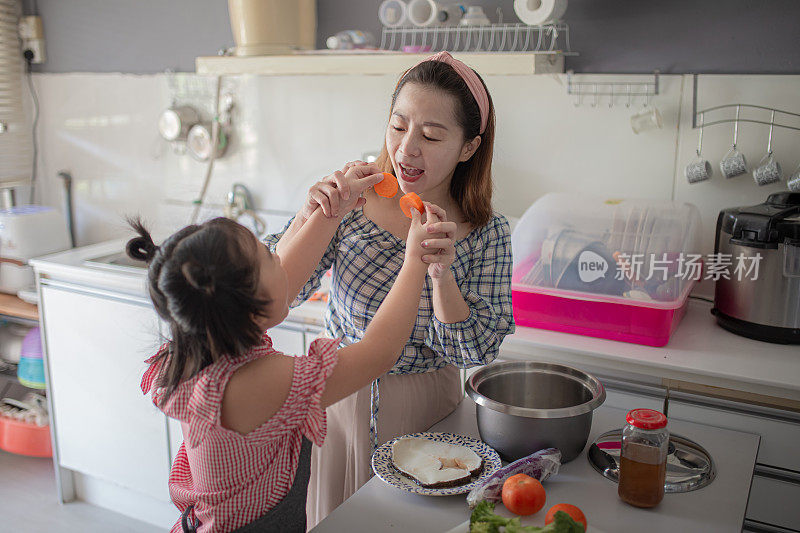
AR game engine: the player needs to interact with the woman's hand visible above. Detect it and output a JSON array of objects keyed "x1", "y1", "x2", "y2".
[
  {"x1": 404, "y1": 205, "x2": 429, "y2": 264},
  {"x1": 301, "y1": 162, "x2": 382, "y2": 219},
  {"x1": 420, "y1": 202, "x2": 457, "y2": 279}
]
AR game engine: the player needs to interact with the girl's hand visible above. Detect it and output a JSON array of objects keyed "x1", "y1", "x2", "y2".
[
  {"x1": 301, "y1": 163, "x2": 382, "y2": 219},
  {"x1": 341, "y1": 160, "x2": 371, "y2": 173},
  {"x1": 421, "y1": 202, "x2": 457, "y2": 279}
]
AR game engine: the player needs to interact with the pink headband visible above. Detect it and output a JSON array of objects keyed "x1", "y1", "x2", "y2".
[{"x1": 408, "y1": 51, "x2": 489, "y2": 134}]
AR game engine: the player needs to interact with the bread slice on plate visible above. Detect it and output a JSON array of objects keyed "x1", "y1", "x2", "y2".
[{"x1": 391, "y1": 437, "x2": 484, "y2": 489}]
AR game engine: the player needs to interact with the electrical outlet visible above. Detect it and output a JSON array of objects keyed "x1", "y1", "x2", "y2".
[{"x1": 18, "y1": 16, "x2": 45, "y2": 64}]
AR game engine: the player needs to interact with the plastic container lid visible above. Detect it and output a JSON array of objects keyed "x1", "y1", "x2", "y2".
[
  {"x1": 511, "y1": 193, "x2": 702, "y2": 307},
  {"x1": 626, "y1": 409, "x2": 667, "y2": 430}
]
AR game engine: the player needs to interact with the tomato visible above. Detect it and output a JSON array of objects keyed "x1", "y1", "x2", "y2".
[
  {"x1": 545, "y1": 504, "x2": 587, "y2": 530},
  {"x1": 501, "y1": 474, "x2": 546, "y2": 516}
]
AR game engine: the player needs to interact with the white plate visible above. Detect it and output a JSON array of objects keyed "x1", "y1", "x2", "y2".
[{"x1": 371, "y1": 431, "x2": 502, "y2": 496}]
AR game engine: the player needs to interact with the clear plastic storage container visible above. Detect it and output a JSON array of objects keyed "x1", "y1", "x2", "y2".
[{"x1": 511, "y1": 193, "x2": 702, "y2": 346}]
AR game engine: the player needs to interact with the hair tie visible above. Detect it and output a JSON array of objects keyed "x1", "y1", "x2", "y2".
[{"x1": 409, "y1": 51, "x2": 489, "y2": 134}]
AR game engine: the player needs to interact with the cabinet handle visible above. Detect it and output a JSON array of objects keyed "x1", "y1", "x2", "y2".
[
  {"x1": 743, "y1": 518, "x2": 798, "y2": 532},
  {"x1": 596, "y1": 375, "x2": 665, "y2": 399},
  {"x1": 40, "y1": 279, "x2": 152, "y2": 308},
  {"x1": 754, "y1": 464, "x2": 800, "y2": 484},
  {"x1": 668, "y1": 391, "x2": 800, "y2": 425}
]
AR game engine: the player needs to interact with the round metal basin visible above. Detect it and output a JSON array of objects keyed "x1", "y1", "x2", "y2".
[{"x1": 466, "y1": 361, "x2": 606, "y2": 463}]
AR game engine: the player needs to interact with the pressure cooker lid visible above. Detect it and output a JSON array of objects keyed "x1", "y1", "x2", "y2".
[{"x1": 719, "y1": 192, "x2": 800, "y2": 245}]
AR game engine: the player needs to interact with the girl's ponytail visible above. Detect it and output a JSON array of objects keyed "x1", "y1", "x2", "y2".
[{"x1": 126, "y1": 218, "x2": 159, "y2": 263}]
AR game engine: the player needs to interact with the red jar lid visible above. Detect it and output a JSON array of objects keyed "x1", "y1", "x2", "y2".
[{"x1": 626, "y1": 409, "x2": 667, "y2": 430}]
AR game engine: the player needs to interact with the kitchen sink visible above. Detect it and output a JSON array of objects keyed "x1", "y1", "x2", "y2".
[{"x1": 84, "y1": 251, "x2": 147, "y2": 272}]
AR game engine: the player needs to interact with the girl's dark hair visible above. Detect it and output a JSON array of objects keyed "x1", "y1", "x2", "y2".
[
  {"x1": 376, "y1": 59, "x2": 496, "y2": 227},
  {"x1": 127, "y1": 217, "x2": 269, "y2": 406}
]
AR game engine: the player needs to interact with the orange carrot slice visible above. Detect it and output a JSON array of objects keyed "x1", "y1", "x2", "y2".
[
  {"x1": 399, "y1": 192, "x2": 424, "y2": 218},
  {"x1": 374, "y1": 172, "x2": 399, "y2": 198}
]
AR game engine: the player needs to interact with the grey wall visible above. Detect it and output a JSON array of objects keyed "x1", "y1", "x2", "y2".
[{"x1": 26, "y1": 0, "x2": 800, "y2": 74}]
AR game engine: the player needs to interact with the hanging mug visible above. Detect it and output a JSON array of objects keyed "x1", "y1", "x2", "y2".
[
  {"x1": 753, "y1": 155, "x2": 782, "y2": 186},
  {"x1": 685, "y1": 113, "x2": 712, "y2": 183},
  {"x1": 720, "y1": 105, "x2": 748, "y2": 179},
  {"x1": 788, "y1": 164, "x2": 800, "y2": 192}
]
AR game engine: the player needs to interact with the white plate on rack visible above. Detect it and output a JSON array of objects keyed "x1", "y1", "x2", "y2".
[{"x1": 371, "y1": 431, "x2": 502, "y2": 496}]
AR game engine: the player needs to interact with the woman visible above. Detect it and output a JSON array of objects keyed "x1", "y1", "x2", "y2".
[{"x1": 265, "y1": 51, "x2": 515, "y2": 528}]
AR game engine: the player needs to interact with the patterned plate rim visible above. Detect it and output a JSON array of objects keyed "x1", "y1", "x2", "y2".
[{"x1": 371, "y1": 431, "x2": 502, "y2": 496}]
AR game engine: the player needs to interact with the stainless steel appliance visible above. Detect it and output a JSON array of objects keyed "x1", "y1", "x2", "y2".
[{"x1": 712, "y1": 192, "x2": 800, "y2": 343}]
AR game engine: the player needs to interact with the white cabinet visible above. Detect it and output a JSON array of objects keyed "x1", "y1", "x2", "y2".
[
  {"x1": 40, "y1": 281, "x2": 171, "y2": 502},
  {"x1": 668, "y1": 398, "x2": 800, "y2": 472}
]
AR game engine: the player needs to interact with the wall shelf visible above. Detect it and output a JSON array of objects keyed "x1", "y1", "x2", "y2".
[
  {"x1": 0, "y1": 294, "x2": 38, "y2": 322},
  {"x1": 196, "y1": 51, "x2": 565, "y2": 76}
]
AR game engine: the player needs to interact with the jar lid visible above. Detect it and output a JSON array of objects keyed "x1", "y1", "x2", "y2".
[{"x1": 626, "y1": 409, "x2": 667, "y2": 429}]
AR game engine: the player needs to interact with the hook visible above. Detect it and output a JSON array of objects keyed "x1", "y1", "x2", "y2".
[
  {"x1": 696, "y1": 112, "x2": 705, "y2": 157},
  {"x1": 626, "y1": 84, "x2": 632, "y2": 108},
  {"x1": 609, "y1": 84, "x2": 614, "y2": 108},
  {"x1": 592, "y1": 83, "x2": 598, "y2": 107},
  {"x1": 767, "y1": 109, "x2": 775, "y2": 155},
  {"x1": 733, "y1": 105, "x2": 741, "y2": 148}
]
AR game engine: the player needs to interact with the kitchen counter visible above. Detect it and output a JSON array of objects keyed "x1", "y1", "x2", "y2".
[
  {"x1": 501, "y1": 299, "x2": 800, "y2": 403},
  {"x1": 312, "y1": 398, "x2": 759, "y2": 533},
  {"x1": 32, "y1": 240, "x2": 800, "y2": 403}
]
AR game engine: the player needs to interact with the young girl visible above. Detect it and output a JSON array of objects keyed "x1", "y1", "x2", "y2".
[
  {"x1": 130, "y1": 170, "x2": 438, "y2": 532},
  {"x1": 266, "y1": 51, "x2": 515, "y2": 526}
]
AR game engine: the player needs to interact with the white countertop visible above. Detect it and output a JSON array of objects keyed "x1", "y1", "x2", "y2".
[
  {"x1": 312, "y1": 398, "x2": 759, "y2": 533},
  {"x1": 500, "y1": 299, "x2": 800, "y2": 401},
  {"x1": 32, "y1": 240, "x2": 800, "y2": 401}
]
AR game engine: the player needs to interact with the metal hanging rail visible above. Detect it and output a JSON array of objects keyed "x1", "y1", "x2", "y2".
[
  {"x1": 565, "y1": 70, "x2": 659, "y2": 107},
  {"x1": 691, "y1": 74, "x2": 800, "y2": 132}
]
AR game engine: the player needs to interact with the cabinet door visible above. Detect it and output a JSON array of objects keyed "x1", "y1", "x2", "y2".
[
  {"x1": 41, "y1": 283, "x2": 171, "y2": 501},
  {"x1": 746, "y1": 471, "x2": 800, "y2": 531},
  {"x1": 668, "y1": 398, "x2": 800, "y2": 472}
]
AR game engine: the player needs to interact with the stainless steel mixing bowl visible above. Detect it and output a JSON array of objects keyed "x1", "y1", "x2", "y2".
[{"x1": 466, "y1": 361, "x2": 606, "y2": 463}]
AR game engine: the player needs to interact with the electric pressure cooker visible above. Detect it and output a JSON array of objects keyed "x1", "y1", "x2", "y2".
[{"x1": 712, "y1": 192, "x2": 800, "y2": 343}]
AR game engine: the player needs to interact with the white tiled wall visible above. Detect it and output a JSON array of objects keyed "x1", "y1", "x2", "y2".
[{"x1": 31, "y1": 71, "x2": 800, "y2": 297}]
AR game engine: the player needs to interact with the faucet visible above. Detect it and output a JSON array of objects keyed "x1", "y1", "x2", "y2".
[{"x1": 225, "y1": 183, "x2": 266, "y2": 237}]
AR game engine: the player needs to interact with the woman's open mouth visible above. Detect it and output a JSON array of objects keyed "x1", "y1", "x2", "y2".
[{"x1": 398, "y1": 163, "x2": 424, "y2": 183}]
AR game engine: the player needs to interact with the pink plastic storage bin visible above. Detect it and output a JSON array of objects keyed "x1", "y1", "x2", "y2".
[
  {"x1": 511, "y1": 194, "x2": 702, "y2": 347},
  {"x1": 512, "y1": 283, "x2": 693, "y2": 347}
]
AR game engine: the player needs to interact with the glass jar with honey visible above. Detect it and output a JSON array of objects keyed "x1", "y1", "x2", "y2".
[{"x1": 618, "y1": 408, "x2": 669, "y2": 508}]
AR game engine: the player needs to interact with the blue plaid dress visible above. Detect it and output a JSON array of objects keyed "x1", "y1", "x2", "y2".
[{"x1": 264, "y1": 209, "x2": 515, "y2": 448}]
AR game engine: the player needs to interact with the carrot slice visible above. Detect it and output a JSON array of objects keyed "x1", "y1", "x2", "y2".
[
  {"x1": 399, "y1": 192, "x2": 424, "y2": 218},
  {"x1": 374, "y1": 172, "x2": 399, "y2": 198}
]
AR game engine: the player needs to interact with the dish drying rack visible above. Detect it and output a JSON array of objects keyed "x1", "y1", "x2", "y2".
[
  {"x1": 522, "y1": 205, "x2": 691, "y2": 297},
  {"x1": 379, "y1": 22, "x2": 575, "y2": 54}
]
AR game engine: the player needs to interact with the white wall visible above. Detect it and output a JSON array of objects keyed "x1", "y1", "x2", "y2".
[{"x1": 32, "y1": 72, "x2": 799, "y2": 297}]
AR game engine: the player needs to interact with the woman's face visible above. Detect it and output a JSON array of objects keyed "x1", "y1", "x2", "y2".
[{"x1": 386, "y1": 82, "x2": 480, "y2": 197}]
